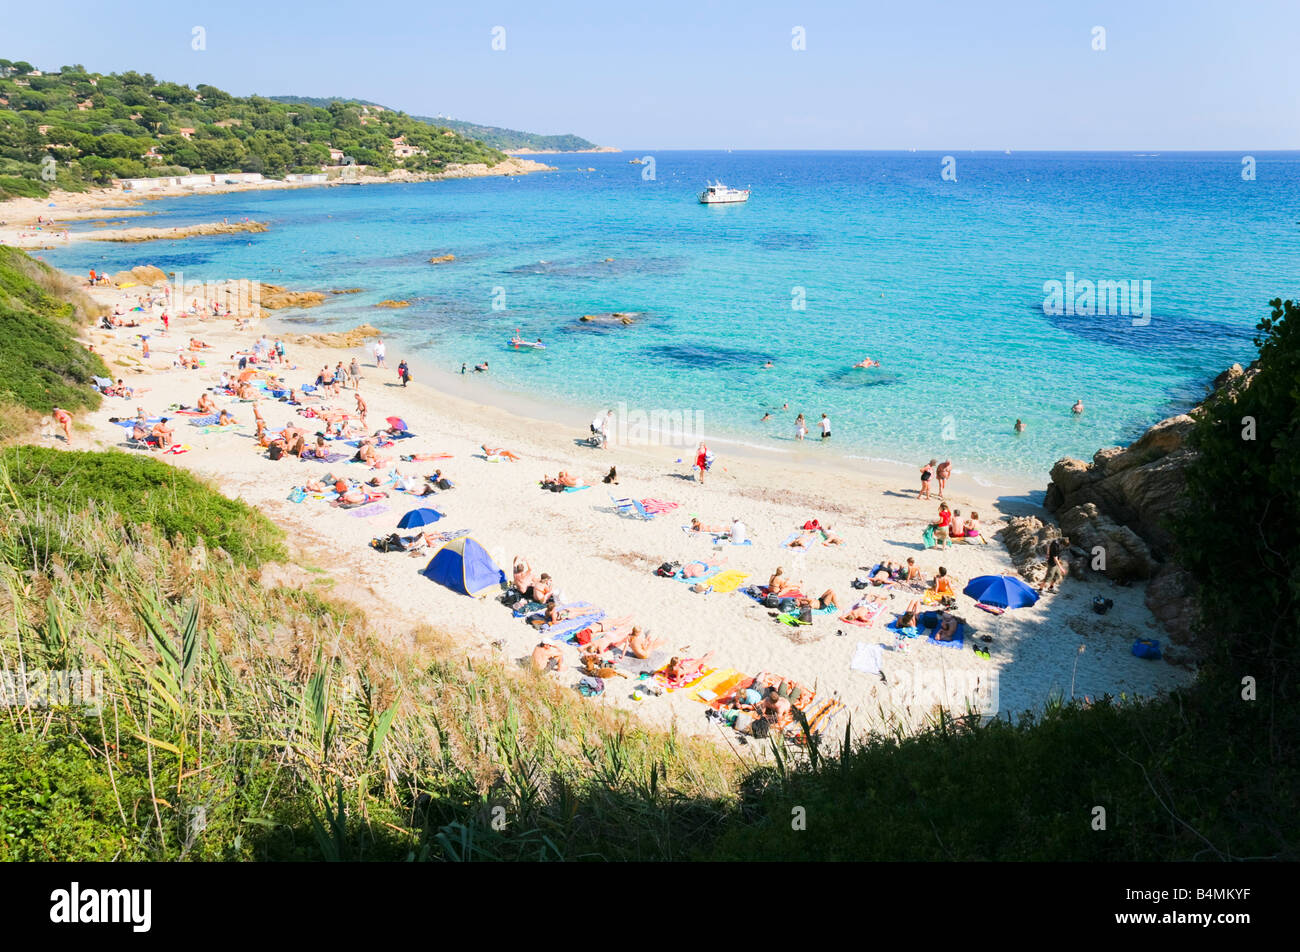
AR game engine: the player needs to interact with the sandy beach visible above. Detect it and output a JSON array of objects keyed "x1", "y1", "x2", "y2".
[{"x1": 44, "y1": 269, "x2": 1194, "y2": 741}]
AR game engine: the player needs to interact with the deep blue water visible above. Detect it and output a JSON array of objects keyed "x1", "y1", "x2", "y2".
[{"x1": 40, "y1": 150, "x2": 1300, "y2": 483}]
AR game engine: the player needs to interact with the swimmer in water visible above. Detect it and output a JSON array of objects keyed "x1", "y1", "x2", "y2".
[
  {"x1": 853, "y1": 357, "x2": 880, "y2": 369},
  {"x1": 761, "y1": 361, "x2": 774, "y2": 370},
  {"x1": 1014, "y1": 418, "x2": 1026, "y2": 433},
  {"x1": 760, "y1": 412, "x2": 772, "y2": 422},
  {"x1": 1072, "y1": 399, "x2": 1084, "y2": 414}
]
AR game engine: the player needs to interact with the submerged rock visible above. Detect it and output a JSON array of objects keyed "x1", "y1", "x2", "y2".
[
  {"x1": 428, "y1": 254, "x2": 455, "y2": 264},
  {"x1": 375, "y1": 300, "x2": 410, "y2": 308}
]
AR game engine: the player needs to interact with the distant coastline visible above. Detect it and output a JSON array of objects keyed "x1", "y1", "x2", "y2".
[{"x1": 507, "y1": 146, "x2": 622, "y2": 155}]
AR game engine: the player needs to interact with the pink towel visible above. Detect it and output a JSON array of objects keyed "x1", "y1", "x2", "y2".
[{"x1": 640, "y1": 499, "x2": 679, "y2": 514}]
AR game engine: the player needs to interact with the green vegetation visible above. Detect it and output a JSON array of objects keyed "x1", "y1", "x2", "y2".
[
  {"x1": 0, "y1": 247, "x2": 106, "y2": 441},
  {"x1": 0, "y1": 447, "x2": 286, "y2": 567},
  {"x1": 270, "y1": 95, "x2": 600, "y2": 152},
  {"x1": 0, "y1": 60, "x2": 507, "y2": 189}
]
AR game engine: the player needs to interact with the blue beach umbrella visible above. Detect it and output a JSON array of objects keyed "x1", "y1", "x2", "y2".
[
  {"x1": 962, "y1": 574, "x2": 1039, "y2": 609},
  {"x1": 397, "y1": 507, "x2": 443, "y2": 529}
]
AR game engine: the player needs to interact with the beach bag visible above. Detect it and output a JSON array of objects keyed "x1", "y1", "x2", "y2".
[
  {"x1": 1132, "y1": 638, "x2": 1161, "y2": 660},
  {"x1": 778, "y1": 598, "x2": 797, "y2": 613},
  {"x1": 656, "y1": 561, "x2": 681, "y2": 578},
  {"x1": 577, "y1": 676, "x2": 605, "y2": 697},
  {"x1": 763, "y1": 594, "x2": 781, "y2": 609},
  {"x1": 802, "y1": 519, "x2": 821, "y2": 531},
  {"x1": 1093, "y1": 597, "x2": 1114, "y2": 615},
  {"x1": 574, "y1": 627, "x2": 593, "y2": 646},
  {"x1": 798, "y1": 605, "x2": 813, "y2": 625},
  {"x1": 922, "y1": 524, "x2": 936, "y2": 548},
  {"x1": 268, "y1": 444, "x2": 283, "y2": 461},
  {"x1": 435, "y1": 478, "x2": 453, "y2": 491}
]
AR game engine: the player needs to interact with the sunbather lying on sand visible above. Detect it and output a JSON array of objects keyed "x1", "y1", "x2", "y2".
[
  {"x1": 820, "y1": 524, "x2": 843, "y2": 545},
  {"x1": 787, "y1": 532, "x2": 819, "y2": 550},
  {"x1": 189, "y1": 338, "x2": 211, "y2": 349},
  {"x1": 542, "y1": 471, "x2": 585, "y2": 489},
  {"x1": 580, "y1": 618, "x2": 636, "y2": 652},
  {"x1": 483, "y1": 445, "x2": 520, "y2": 461},
  {"x1": 531, "y1": 642, "x2": 564, "y2": 673},
  {"x1": 664, "y1": 652, "x2": 715, "y2": 683},
  {"x1": 841, "y1": 593, "x2": 890, "y2": 623},
  {"x1": 797, "y1": 589, "x2": 839, "y2": 610},
  {"x1": 689, "y1": 517, "x2": 725, "y2": 533}
]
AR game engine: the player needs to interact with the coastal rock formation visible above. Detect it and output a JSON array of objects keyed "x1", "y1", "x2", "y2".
[
  {"x1": 284, "y1": 324, "x2": 382, "y2": 348},
  {"x1": 375, "y1": 300, "x2": 410, "y2": 308},
  {"x1": 330, "y1": 288, "x2": 364, "y2": 295},
  {"x1": 259, "y1": 284, "x2": 327, "y2": 310},
  {"x1": 579, "y1": 312, "x2": 637, "y2": 326},
  {"x1": 432, "y1": 158, "x2": 554, "y2": 179},
  {"x1": 1041, "y1": 361, "x2": 1259, "y2": 647},
  {"x1": 1057, "y1": 503, "x2": 1159, "y2": 581},
  {"x1": 92, "y1": 221, "x2": 269, "y2": 243},
  {"x1": 110, "y1": 265, "x2": 169, "y2": 287},
  {"x1": 996, "y1": 516, "x2": 1062, "y2": 584},
  {"x1": 428, "y1": 254, "x2": 455, "y2": 264}
]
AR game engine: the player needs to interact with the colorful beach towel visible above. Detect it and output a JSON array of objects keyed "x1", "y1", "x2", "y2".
[
  {"x1": 708, "y1": 570, "x2": 749, "y2": 594},
  {"x1": 639, "y1": 498, "x2": 679, "y2": 514},
  {"x1": 187, "y1": 414, "x2": 220, "y2": 427},
  {"x1": 687, "y1": 668, "x2": 747, "y2": 704},
  {"x1": 347, "y1": 503, "x2": 390, "y2": 519},
  {"x1": 653, "y1": 662, "x2": 715, "y2": 692},
  {"x1": 840, "y1": 599, "x2": 888, "y2": 628}
]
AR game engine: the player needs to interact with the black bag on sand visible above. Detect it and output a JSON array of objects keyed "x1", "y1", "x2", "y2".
[
  {"x1": 436, "y1": 478, "x2": 453, "y2": 491},
  {"x1": 268, "y1": 444, "x2": 283, "y2": 461},
  {"x1": 656, "y1": 561, "x2": 681, "y2": 578},
  {"x1": 763, "y1": 594, "x2": 781, "y2": 608},
  {"x1": 798, "y1": 605, "x2": 814, "y2": 625},
  {"x1": 750, "y1": 718, "x2": 771, "y2": 739}
]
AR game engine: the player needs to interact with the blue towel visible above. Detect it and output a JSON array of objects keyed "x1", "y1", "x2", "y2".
[
  {"x1": 674, "y1": 563, "x2": 723, "y2": 583},
  {"x1": 547, "y1": 612, "x2": 606, "y2": 641},
  {"x1": 563, "y1": 484, "x2": 591, "y2": 493},
  {"x1": 926, "y1": 622, "x2": 966, "y2": 649}
]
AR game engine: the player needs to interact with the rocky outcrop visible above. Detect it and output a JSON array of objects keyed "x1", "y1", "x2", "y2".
[
  {"x1": 579, "y1": 312, "x2": 637, "y2": 326},
  {"x1": 259, "y1": 284, "x2": 327, "y2": 310},
  {"x1": 284, "y1": 324, "x2": 382, "y2": 348},
  {"x1": 997, "y1": 516, "x2": 1062, "y2": 584},
  {"x1": 93, "y1": 221, "x2": 268, "y2": 242},
  {"x1": 375, "y1": 300, "x2": 410, "y2": 308},
  {"x1": 110, "y1": 264, "x2": 168, "y2": 287},
  {"x1": 330, "y1": 288, "x2": 364, "y2": 295},
  {"x1": 1041, "y1": 362, "x2": 1258, "y2": 646},
  {"x1": 428, "y1": 254, "x2": 455, "y2": 264}
]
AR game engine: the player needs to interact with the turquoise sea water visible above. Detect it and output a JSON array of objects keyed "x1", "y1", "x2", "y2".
[{"x1": 41, "y1": 150, "x2": 1300, "y2": 484}]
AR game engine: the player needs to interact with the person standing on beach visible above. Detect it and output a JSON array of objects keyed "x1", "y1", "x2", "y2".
[
  {"x1": 354, "y1": 392, "x2": 368, "y2": 429},
  {"x1": 398, "y1": 360, "x2": 410, "y2": 387},
  {"x1": 374, "y1": 338, "x2": 386, "y2": 368},
  {"x1": 1040, "y1": 536, "x2": 1071, "y2": 593},
  {"x1": 936, "y1": 459, "x2": 952, "y2": 498},
  {"x1": 820, "y1": 413, "x2": 832, "y2": 440},
  {"x1": 917, "y1": 459, "x2": 936, "y2": 500},
  {"x1": 695, "y1": 442, "x2": 710, "y2": 484},
  {"x1": 349, "y1": 357, "x2": 361, "y2": 389}
]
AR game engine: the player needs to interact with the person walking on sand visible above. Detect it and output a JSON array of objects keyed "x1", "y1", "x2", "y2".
[
  {"x1": 374, "y1": 337, "x2": 386, "y2": 369},
  {"x1": 820, "y1": 413, "x2": 831, "y2": 440},
  {"x1": 349, "y1": 356, "x2": 361, "y2": 389},
  {"x1": 936, "y1": 459, "x2": 952, "y2": 498},
  {"x1": 917, "y1": 459, "x2": 936, "y2": 500},
  {"x1": 397, "y1": 359, "x2": 410, "y2": 387},
  {"x1": 52, "y1": 407, "x2": 72, "y2": 443},
  {"x1": 795, "y1": 413, "x2": 807, "y2": 440},
  {"x1": 1039, "y1": 536, "x2": 1071, "y2": 593},
  {"x1": 354, "y1": 392, "x2": 368, "y2": 428}
]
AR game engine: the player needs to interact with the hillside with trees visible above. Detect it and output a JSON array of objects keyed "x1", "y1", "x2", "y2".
[
  {"x1": 0, "y1": 60, "x2": 507, "y2": 197},
  {"x1": 270, "y1": 96, "x2": 601, "y2": 152}
]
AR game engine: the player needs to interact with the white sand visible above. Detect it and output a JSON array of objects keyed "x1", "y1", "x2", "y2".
[{"x1": 49, "y1": 274, "x2": 1193, "y2": 741}]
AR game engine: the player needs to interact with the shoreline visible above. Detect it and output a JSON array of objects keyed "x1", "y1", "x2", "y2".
[
  {"x1": 0, "y1": 156, "x2": 555, "y2": 249},
  {"x1": 45, "y1": 270, "x2": 1193, "y2": 740}
]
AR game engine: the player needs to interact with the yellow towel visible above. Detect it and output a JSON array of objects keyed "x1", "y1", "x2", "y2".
[
  {"x1": 688, "y1": 667, "x2": 745, "y2": 703},
  {"x1": 709, "y1": 570, "x2": 749, "y2": 594}
]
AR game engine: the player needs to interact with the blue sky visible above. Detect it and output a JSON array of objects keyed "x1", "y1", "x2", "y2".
[{"x1": 6, "y1": 0, "x2": 1299, "y2": 149}]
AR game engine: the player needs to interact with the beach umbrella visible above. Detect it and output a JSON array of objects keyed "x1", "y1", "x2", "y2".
[
  {"x1": 398, "y1": 507, "x2": 443, "y2": 529},
  {"x1": 963, "y1": 574, "x2": 1039, "y2": 609},
  {"x1": 386, "y1": 416, "x2": 408, "y2": 431},
  {"x1": 238, "y1": 369, "x2": 257, "y2": 381}
]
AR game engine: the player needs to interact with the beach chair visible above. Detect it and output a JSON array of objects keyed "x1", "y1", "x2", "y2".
[{"x1": 609, "y1": 494, "x2": 655, "y2": 521}]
